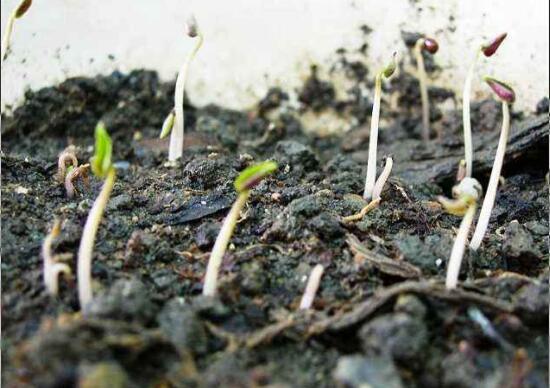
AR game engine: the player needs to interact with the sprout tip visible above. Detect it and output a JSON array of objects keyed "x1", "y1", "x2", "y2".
[
  {"x1": 422, "y1": 38, "x2": 439, "y2": 54},
  {"x1": 484, "y1": 76, "x2": 515, "y2": 103},
  {"x1": 185, "y1": 15, "x2": 199, "y2": 37},
  {"x1": 234, "y1": 161, "x2": 278, "y2": 193},
  {"x1": 481, "y1": 33, "x2": 507, "y2": 57}
]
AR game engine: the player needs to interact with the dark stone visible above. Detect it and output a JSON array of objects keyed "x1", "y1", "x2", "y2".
[
  {"x1": 195, "y1": 221, "x2": 221, "y2": 249},
  {"x1": 166, "y1": 192, "x2": 234, "y2": 225},
  {"x1": 274, "y1": 140, "x2": 319, "y2": 174}
]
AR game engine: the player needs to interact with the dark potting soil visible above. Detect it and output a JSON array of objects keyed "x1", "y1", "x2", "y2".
[{"x1": 1, "y1": 33, "x2": 549, "y2": 388}]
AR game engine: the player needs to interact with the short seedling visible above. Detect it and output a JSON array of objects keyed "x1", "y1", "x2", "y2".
[
  {"x1": 1, "y1": 0, "x2": 32, "y2": 64},
  {"x1": 202, "y1": 161, "x2": 277, "y2": 296},
  {"x1": 42, "y1": 219, "x2": 72, "y2": 296},
  {"x1": 299, "y1": 264, "x2": 324, "y2": 310},
  {"x1": 77, "y1": 122, "x2": 116, "y2": 307},
  {"x1": 56, "y1": 147, "x2": 78, "y2": 183},
  {"x1": 414, "y1": 37, "x2": 439, "y2": 141},
  {"x1": 161, "y1": 15, "x2": 204, "y2": 161},
  {"x1": 363, "y1": 52, "x2": 397, "y2": 201},
  {"x1": 462, "y1": 33, "x2": 507, "y2": 178},
  {"x1": 437, "y1": 177, "x2": 482, "y2": 289},
  {"x1": 469, "y1": 77, "x2": 515, "y2": 250},
  {"x1": 65, "y1": 164, "x2": 90, "y2": 198}
]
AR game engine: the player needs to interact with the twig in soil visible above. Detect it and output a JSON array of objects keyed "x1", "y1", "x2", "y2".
[
  {"x1": 1, "y1": 0, "x2": 32, "y2": 65},
  {"x1": 245, "y1": 315, "x2": 296, "y2": 349},
  {"x1": 78, "y1": 122, "x2": 116, "y2": 308},
  {"x1": 56, "y1": 147, "x2": 78, "y2": 183},
  {"x1": 363, "y1": 52, "x2": 397, "y2": 200},
  {"x1": 204, "y1": 321, "x2": 240, "y2": 352},
  {"x1": 437, "y1": 177, "x2": 482, "y2": 289},
  {"x1": 65, "y1": 163, "x2": 90, "y2": 198},
  {"x1": 299, "y1": 264, "x2": 325, "y2": 310},
  {"x1": 414, "y1": 37, "x2": 439, "y2": 141},
  {"x1": 462, "y1": 33, "x2": 507, "y2": 178},
  {"x1": 307, "y1": 280, "x2": 515, "y2": 335},
  {"x1": 346, "y1": 234, "x2": 422, "y2": 279},
  {"x1": 42, "y1": 219, "x2": 72, "y2": 296},
  {"x1": 202, "y1": 161, "x2": 277, "y2": 296},
  {"x1": 470, "y1": 77, "x2": 515, "y2": 251},
  {"x1": 341, "y1": 198, "x2": 380, "y2": 223},
  {"x1": 162, "y1": 15, "x2": 204, "y2": 161}
]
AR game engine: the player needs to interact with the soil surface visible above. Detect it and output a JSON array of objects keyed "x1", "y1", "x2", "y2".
[{"x1": 1, "y1": 31, "x2": 549, "y2": 388}]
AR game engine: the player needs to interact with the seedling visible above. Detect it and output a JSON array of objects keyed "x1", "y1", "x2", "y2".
[
  {"x1": 202, "y1": 161, "x2": 277, "y2": 296},
  {"x1": 57, "y1": 148, "x2": 78, "y2": 183},
  {"x1": 42, "y1": 219, "x2": 71, "y2": 296},
  {"x1": 414, "y1": 37, "x2": 438, "y2": 141},
  {"x1": 437, "y1": 177, "x2": 482, "y2": 289},
  {"x1": 161, "y1": 15, "x2": 204, "y2": 161},
  {"x1": 462, "y1": 33, "x2": 507, "y2": 178},
  {"x1": 77, "y1": 122, "x2": 116, "y2": 307},
  {"x1": 65, "y1": 163, "x2": 90, "y2": 198},
  {"x1": 469, "y1": 77, "x2": 515, "y2": 250},
  {"x1": 299, "y1": 264, "x2": 324, "y2": 310},
  {"x1": 371, "y1": 156, "x2": 393, "y2": 201},
  {"x1": 1, "y1": 0, "x2": 32, "y2": 64},
  {"x1": 363, "y1": 52, "x2": 397, "y2": 201}
]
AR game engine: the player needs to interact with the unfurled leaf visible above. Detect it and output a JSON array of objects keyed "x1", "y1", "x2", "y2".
[
  {"x1": 234, "y1": 161, "x2": 278, "y2": 193},
  {"x1": 90, "y1": 122, "x2": 113, "y2": 178}
]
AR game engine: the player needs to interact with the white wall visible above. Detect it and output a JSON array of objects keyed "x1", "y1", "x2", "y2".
[{"x1": 1, "y1": 0, "x2": 548, "y2": 113}]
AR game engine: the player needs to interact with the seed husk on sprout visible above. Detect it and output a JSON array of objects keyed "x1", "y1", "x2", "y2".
[
  {"x1": 414, "y1": 37, "x2": 439, "y2": 141},
  {"x1": 437, "y1": 177, "x2": 482, "y2": 289},
  {"x1": 469, "y1": 77, "x2": 515, "y2": 251},
  {"x1": 462, "y1": 33, "x2": 507, "y2": 178},
  {"x1": 77, "y1": 122, "x2": 116, "y2": 308},
  {"x1": 202, "y1": 161, "x2": 277, "y2": 297}
]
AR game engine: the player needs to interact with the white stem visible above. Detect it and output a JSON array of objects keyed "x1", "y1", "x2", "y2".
[
  {"x1": 49, "y1": 262, "x2": 72, "y2": 296},
  {"x1": 462, "y1": 51, "x2": 480, "y2": 178},
  {"x1": 203, "y1": 191, "x2": 249, "y2": 296},
  {"x1": 363, "y1": 74, "x2": 382, "y2": 200},
  {"x1": 299, "y1": 264, "x2": 324, "y2": 310},
  {"x1": 168, "y1": 33, "x2": 203, "y2": 161},
  {"x1": 414, "y1": 41, "x2": 430, "y2": 141},
  {"x1": 470, "y1": 102, "x2": 510, "y2": 250},
  {"x1": 371, "y1": 157, "x2": 393, "y2": 201},
  {"x1": 43, "y1": 220, "x2": 60, "y2": 295},
  {"x1": 77, "y1": 168, "x2": 116, "y2": 308},
  {"x1": 446, "y1": 203, "x2": 477, "y2": 289},
  {"x1": 1, "y1": 10, "x2": 16, "y2": 65}
]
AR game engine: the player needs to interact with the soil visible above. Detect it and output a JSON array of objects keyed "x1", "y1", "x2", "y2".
[{"x1": 1, "y1": 30, "x2": 549, "y2": 388}]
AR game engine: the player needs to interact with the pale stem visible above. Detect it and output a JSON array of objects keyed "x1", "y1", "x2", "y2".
[
  {"x1": 469, "y1": 102, "x2": 510, "y2": 250},
  {"x1": 43, "y1": 220, "x2": 60, "y2": 295},
  {"x1": 168, "y1": 33, "x2": 204, "y2": 161},
  {"x1": 371, "y1": 157, "x2": 393, "y2": 201},
  {"x1": 77, "y1": 168, "x2": 116, "y2": 307},
  {"x1": 462, "y1": 51, "x2": 480, "y2": 178},
  {"x1": 414, "y1": 40, "x2": 430, "y2": 141},
  {"x1": 203, "y1": 191, "x2": 249, "y2": 296},
  {"x1": 363, "y1": 73, "x2": 382, "y2": 200},
  {"x1": 1, "y1": 10, "x2": 17, "y2": 65},
  {"x1": 446, "y1": 203, "x2": 477, "y2": 289},
  {"x1": 299, "y1": 264, "x2": 325, "y2": 310}
]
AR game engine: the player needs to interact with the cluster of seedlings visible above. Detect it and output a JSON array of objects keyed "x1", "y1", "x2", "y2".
[{"x1": 2, "y1": 11, "x2": 518, "y2": 308}]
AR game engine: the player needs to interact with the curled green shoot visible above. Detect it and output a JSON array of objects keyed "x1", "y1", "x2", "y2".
[
  {"x1": 203, "y1": 161, "x2": 277, "y2": 296},
  {"x1": 462, "y1": 33, "x2": 507, "y2": 178},
  {"x1": 414, "y1": 37, "x2": 438, "y2": 142},
  {"x1": 77, "y1": 122, "x2": 116, "y2": 308},
  {"x1": 167, "y1": 15, "x2": 204, "y2": 161},
  {"x1": 437, "y1": 177, "x2": 482, "y2": 289},
  {"x1": 363, "y1": 52, "x2": 397, "y2": 201},
  {"x1": 470, "y1": 77, "x2": 515, "y2": 250},
  {"x1": 1, "y1": 0, "x2": 32, "y2": 65}
]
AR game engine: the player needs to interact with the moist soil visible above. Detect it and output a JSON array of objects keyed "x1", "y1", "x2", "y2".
[{"x1": 1, "y1": 33, "x2": 549, "y2": 387}]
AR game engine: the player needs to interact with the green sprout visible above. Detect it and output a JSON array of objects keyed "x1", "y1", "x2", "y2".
[
  {"x1": 1, "y1": 0, "x2": 32, "y2": 64},
  {"x1": 437, "y1": 177, "x2": 482, "y2": 289},
  {"x1": 162, "y1": 15, "x2": 204, "y2": 161},
  {"x1": 462, "y1": 33, "x2": 507, "y2": 178},
  {"x1": 363, "y1": 52, "x2": 397, "y2": 201},
  {"x1": 77, "y1": 122, "x2": 116, "y2": 308},
  {"x1": 414, "y1": 37, "x2": 439, "y2": 141},
  {"x1": 469, "y1": 77, "x2": 515, "y2": 250},
  {"x1": 202, "y1": 161, "x2": 277, "y2": 296}
]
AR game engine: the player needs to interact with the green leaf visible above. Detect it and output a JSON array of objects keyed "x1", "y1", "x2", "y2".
[
  {"x1": 159, "y1": 110, "x2": 175, "y2": 139},
  {"x1": 234, "y1": 161, "x2": 278, "y2": 193},
  {"x1": 90, "y1": 121, "x2": 113, "y2": 178},
  {"x1": 381, "y1": 52, "x2": 397, "y2": 79}
]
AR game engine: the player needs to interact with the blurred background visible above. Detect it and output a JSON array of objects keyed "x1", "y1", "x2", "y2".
[{"x1": 1, "y1": 0, "x2": 548, "y2": 113}]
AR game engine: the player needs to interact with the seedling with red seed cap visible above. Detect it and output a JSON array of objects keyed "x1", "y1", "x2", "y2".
[
  {"x1": 414, "y1": 37, "x2": 438, "y2": 141},
  {"x1": 1, "y1": 0, "x2": 32, "y2": 64},
  {"x1": 462, "y1": 33, "x2": 507, "y2": 178},
  {"x1": 469, "y1": 77, "x2": 515, "y2": 250},
  {"x1": 202, "y1": 161, "x2": 277, "y2": 296}
]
